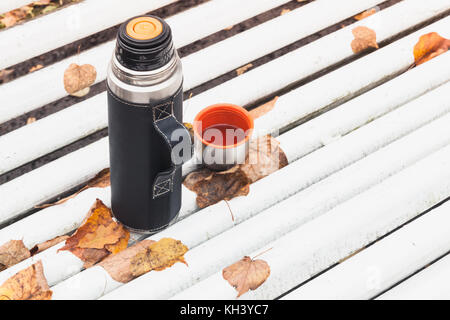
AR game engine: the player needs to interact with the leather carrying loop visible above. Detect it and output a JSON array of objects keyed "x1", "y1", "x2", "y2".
[{"x1": 151, "y1": 94, "x2": 192, "y2": 199}]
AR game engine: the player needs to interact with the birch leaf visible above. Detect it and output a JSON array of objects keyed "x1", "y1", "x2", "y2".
[
  {"x1": 63, "y1": 63, "x2": 97, "y2": 96},
  {"x1": 223, "y1": 256, "x2": 270, "y2": 298},
  {"x1": 351, "y1": 26, "x2": 378, "y2": 53},
  {"x1": 241, "y1": 135, "x2": 288, "y2": 183}
]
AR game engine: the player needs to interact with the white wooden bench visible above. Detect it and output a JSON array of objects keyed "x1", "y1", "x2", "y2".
[{"x1": 0, "y1": 0, "x2": 449, "y2": 300}]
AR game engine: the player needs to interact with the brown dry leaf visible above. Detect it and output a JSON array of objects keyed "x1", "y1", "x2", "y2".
[
  {"x1": 130, "y1": 238, "x2": 188, "y2": 278},
  {"x1": 280, "y1": 9, "x2": 291, "y2": 15},
  {"x1": 0, "y1": 261, "x2": 52, "y2": 300},
  {"x1": 0, "y1": 6, "x2": 32, "y2": 28},
  {"x1": 184, "y1": 166, "x2": 251, "y2": 208},
  {"x1": 59, "y1": 199, "x2": 129, "y2": 268},
  {"x1": 29, "y1": 64, "x2": 43, "y2": 73},
  {"x1": 0, "y1": 69, "x2": 14, "y2": 82},
  {"x1": 0, "y1": 240, "x2": 31, "y2": 272},
  {"x1": 30, "y1": 235, "x2": 69, "y2": 256},
  {"x1": 63, "y1": 63, "x2": 97, "y2": 96},
  {"x1": 99, "y1": 240, "x2": 155, "y2": 283},
  {"x1": 236, "y1": 63, "x2": 253, "y2": 76},
  {"x1": 85, "y1": 168, "x2": 111, "y2": 189},
  {"x1": 184, "y1": 135, "x2": 287, "y2": 208},
  {"x1": 223, "y1": 256, "x2": 270, "y2": 298},
  {"x1": 413, "y1": 32, "x2": 450, "y2": 66},
  {"x1": 249, "y1": 96, "x2": 278, "y2": 119},
  {"x1": 36, "y1": 168, "x2": 110, "y2": 209},
  {"x1": 241, "y1": 135, "x2": 288, "y2": 183},
  {"x1": 354, "y1": 8, "x2": 377, "y2": 21},
  {"x1": 26, "y1": 117, "x2": 36, "y2": 124},
  {"x1": 351, "y1": 26, "x2": 379, "y2": 54}
]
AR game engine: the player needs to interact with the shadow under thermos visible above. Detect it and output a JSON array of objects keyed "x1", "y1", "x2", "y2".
[{"x1": 107, "y1": 16, "x2": 192, "y2": 233}]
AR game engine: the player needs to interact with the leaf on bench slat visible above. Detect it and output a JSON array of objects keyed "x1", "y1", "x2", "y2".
[
  {"x1": 413, "y1": 32, "x2": 450, "y2": 66},
  {"x1": 0, "y1": 261, "x2": 52, "y2": 300},
  {"x1": 29, "y1": 235, "x2": 69, "y2": 256},
  {"x1": 58, "y1": 199, "x2": 129, "y2": 268},
  {"x1": 249, "y1": 96, "x2": 278, "y2": 120},
  {"x1": 184, "y1": 166, "x2": 250, "y2": 209},
  {"x1": 236, "y1": 63, "x2": 253, "y2": 76},
  {"x1": 0, "y1": 240, "x2": 30, "y2": 272},
  {"x1": 223, "y1": 256, "x2": 270, "y2": 298},
  {"x1": 354, "y1": 8, "x2": 378, "y2": 21},
  {"x1": 351, "y1": 26, "x2": 379, "y2": 54},
  {"x1": 99, "y1": 240, "x2": 155, "y2": 283},
  {"x1": 130, "y1": 238, "x2": 188, "y2": 278},
  {"x1": 184, "y1": 135, "x2": 288, "y2": 208},
  {"x1": 241, "y1": 135, "x2": 288, "y2": 183},
  {"x1": 63, "y1": 63, "x2": 97, "y2": 97}
]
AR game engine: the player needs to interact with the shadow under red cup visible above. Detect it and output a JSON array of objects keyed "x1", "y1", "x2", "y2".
[{"x1": 193, "y1": 103, "x2": 254, "y2": 171}]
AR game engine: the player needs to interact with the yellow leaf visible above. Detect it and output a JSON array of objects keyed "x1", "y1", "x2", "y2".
[
  {"x1": 0, "y1": 261, "x2": 52, "y2": 300},
  {"x1": 130, "y1": 238, "x2": 188, "y2": 277},
  {"x1": 59, "y1": 199, "x2": 129, "y2": 268}
]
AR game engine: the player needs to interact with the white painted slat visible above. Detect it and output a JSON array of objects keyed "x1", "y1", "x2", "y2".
[
  {"x1": 278, "y1": 53, "x2": 450, "y2": 163},
  {"x1": 0, "y1": 185, "x2": 196, "y2": 249},
  {"x1": 184, "y1": 16, "x2": 450, "y2": 127},
  {"x1": 0, "y1": 0, "x2": 181, "y2": 69},
  {"x1": 0, "y1": 138, "x2": 109, "y2": 225},
  {"x1": 3, "y1": 12, "x2": 449, "y2": 179},
  {"x1": 0, "y1": 0, "x2": 292, "y2": 124},
  {"x1": 182, "y1": 0, "x2": 386, "y2": 90},
  {"x1": 52, "y1": 92, "x2": 450, "y2": 299},
  {"x1": 1, "y1": 52, "x2": 449, "y2": 235},
  {"x1": 0, "y1": 94, "x2": 107, "y2": 175},
  {"x1": 0, "y1": 0, "x2": 388, "y2": 125},
  {"x1": 0, "y1": 0, "x2": 297, "y2": 70},
  {"x1": 0, "y1": 187, "x2": 198, "y2": 287},
  {"x1": 282, "y1": 200, "x2": 450, "y2": 300},
  {"x1": 105, "y1": 144, "x2": 450, "y2": 300},
  {"x1": 0, "y1": 0, "x2": 31, "y2": 14},
  {"x1": 378, "y1": 253, "x2": 450, "y2": 300},
  {"x1": 1, "y1": 72, "x2": 448, "y2": 249}
]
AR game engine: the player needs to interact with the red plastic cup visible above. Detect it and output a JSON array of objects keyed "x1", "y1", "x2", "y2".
[{"x1": 193, "y1": 103, "x2": 254, "y2": 171}]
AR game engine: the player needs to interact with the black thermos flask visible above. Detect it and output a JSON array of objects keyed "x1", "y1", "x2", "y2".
[{"x1": 107, "y1": 15, "x2": 192, "y2": 233}]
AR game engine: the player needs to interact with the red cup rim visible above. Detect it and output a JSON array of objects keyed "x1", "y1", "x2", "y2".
[{"x1": 193, "y1": 103, "x2": 254, "y2": 150}]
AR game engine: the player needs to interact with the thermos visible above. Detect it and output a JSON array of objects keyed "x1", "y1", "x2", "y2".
[{"x1": 107, "y1": 15, "x2": 192, "y2": 233}]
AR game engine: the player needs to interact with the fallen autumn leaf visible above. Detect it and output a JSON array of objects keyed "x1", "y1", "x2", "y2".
[
  {"x1": 351, "y1": 26, "x2": 379, "y2": 54},
  {"x1": 0, "y1": 240, "x2": 31, "y2": 272},
  {"x1": 223, "y1": 256, "x2": 270, "y2": 298},
  {"x1": 0, "y1": 261, "x2": 52, "y2": 300},
  {"x1": 63, "y1": 63, "x2": 97, "y2": 97},
  {"x1": 413, "y1": 32, "x2": 450, "y2": 66},
  {"x1": 130, "y1": 238, "x2": 188, "y2": 278},
  {"x1": 59, "y1": 199, "x2": 129, "y2": 268}
]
